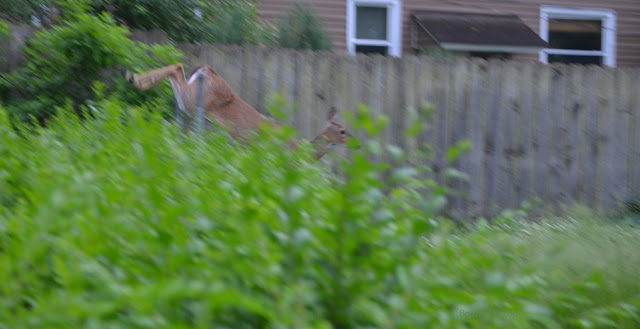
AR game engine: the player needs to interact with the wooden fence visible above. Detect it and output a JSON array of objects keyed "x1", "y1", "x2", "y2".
[
  {"x1": 6, "y1": 23, "x2": 635, "y2": 217},
  {"x1": 177, "y1": 44, "x2": 640, "y2": 217}
]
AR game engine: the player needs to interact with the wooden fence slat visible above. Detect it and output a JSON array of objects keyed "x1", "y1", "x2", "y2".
[
  {"x1": 343, "y1": 55, "x2": 358, "y2": 120},
  {"x1": 274, "y1": 50, "x2": 287, "y2": 108},
  {"x1": 228, "y1": 47, "x2": 245, "y2": 100},
  {"x1": 280, "y1": 50, "x2": 296, "y2": 126},
  {"x1": 482, "y1": 60, "x2": 504, "y2": 215},
  {"x1": 597, "y1": 68, "x2": 616, "y2": 210},
  {"x1": 297, "y1": 50, "x2": 314, "y2": 139},
  {"x1": 209, "y1": 47, "x2": 228, "y2": 83},
  {"x1": 518, "y1": 62, "x2": 534, "y2": 208},
  {"x1": 356, "y1": 54, "x2": 372, "y2": 111},
  {"x1": 336, "y1": 53, "x2": 346, "y2": 110},
  {"x1": 574, "y1": 65, "x2": 588, "y2": 205},
  {"x1": 404, "y1": 56, "x2": 419, "y2": 153},
  {"x1": 417, "y1": 57, "x2": 435, "y2": 162},
  {"x1": 532, "y1": 64, "x2": 552, "y2": 211},
  {"x1": 395, "y1": 57, "x2": 409, "y2": 149},
  {"x1": 500, "y1": 61, "x2": 519, "y2": 210},
  {"x1": 613, "y1": 69, "x2": 631, "y2": 203},
  {"x1": 632, "y1": 70, "x2": 640, "y2": 198},
  {"x1": 242, "y1": 47, "x2": 258, "y2": 113},
  {"x1": 450, "y1": 59, "x2": 471, "y2": 214},
  {"x1": 415, "y1": 57, "x2": 436, "y2": 185},
  {"x1": 548, "y1": 65, "x2": 568, "y2": 210},
  {"x1": 340, "y1": 55, "x2": 359, "y2": 159},
  {"x1": 261, "y1": 49, "x2": 277, "y2": 116},
  {"x1": 253, "y1": 47, "x2": 266, "y2": 113},
  {"x1": 433, "y1": 60, "x2": 451, "y2": 185},
  {"x1": 465, "y1": 60, "x2": 488, "y2": 217},
  {"x1": 582, "y1": 66, "x2": 600, "y2": 207},
  {"x1": 310, "y1": 52, "x2": 324, "y2": 133},
  {"x1": 371, "y1": 55, "x2": 386, "y2": 120},
  {"x1": 331, "y1": 54, "x2": 351, "y2": 160},
  {"x1": 565, "y1": 65, "x2": 583, "y2": 205},
  {"x1": 527, "y1": 62, "x2": 541, "y2": 208},
  {"x1": 386, "y1": 58, "x2": 403, "y2": 148},
  {"x1": 445, "y1": 59, "x2": 456, "y2": 161}
]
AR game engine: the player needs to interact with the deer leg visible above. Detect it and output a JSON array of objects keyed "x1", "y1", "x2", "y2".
[{"x1": 128, "y1": 64, "x2": 186, "y2": 91}]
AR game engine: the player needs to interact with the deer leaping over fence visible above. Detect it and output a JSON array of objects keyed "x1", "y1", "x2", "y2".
[{"x1": 125, "y1": 63, "x2": 356, "y2": 160}]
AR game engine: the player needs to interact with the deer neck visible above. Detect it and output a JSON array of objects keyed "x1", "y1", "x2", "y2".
[{"x1": 311, "y1": 134, "x2": 333, "y2": 160}]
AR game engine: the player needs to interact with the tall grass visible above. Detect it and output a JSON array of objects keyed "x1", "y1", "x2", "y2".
[{"x1": 0, "y1": 99, "x2": 638, "y2": 329}]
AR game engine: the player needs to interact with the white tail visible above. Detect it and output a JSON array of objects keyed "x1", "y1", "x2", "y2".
[{"x1": 126, "y1": 63, "x2": 355, "y2": 160}]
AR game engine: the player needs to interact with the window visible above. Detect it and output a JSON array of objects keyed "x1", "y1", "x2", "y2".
[
  {"x1": 347, "y1": 0, "x2": 402, "y2": 56},
  {"x1": 539, "y1": 6, "x2": 616, "y2": 67}
]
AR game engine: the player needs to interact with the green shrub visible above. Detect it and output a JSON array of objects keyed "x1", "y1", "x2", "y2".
[
  {"x1": 0, "y1": 0, "x2": 55, "y2": 22},
  {"x1": 0, "y1": 99, "x2": 638, "y2": 329},
  {"x1": 0, "y1": 6, "x2": 182, "y2": 123},
  {"x1": 92, "y1": 0, "x2": 276, "y2": 45},
  {"x1": 0, "y1": 19, "x2": 9, "y2": 72},
  {"x1": 277, "y1": 3, "x2": 331, "y2": 51},
  {"x1": 0, "y1": 19, "x2": 8, "y2": 38},
  {"x1": 0, "y1": 99, "x2": 439, "y2": 328},
  {"x1": 0, "y1": 0, "x2": 276, "y2": 45}
]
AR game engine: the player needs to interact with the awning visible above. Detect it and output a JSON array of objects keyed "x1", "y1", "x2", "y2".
[{"x1": 411, "y1": 10, "x2": 549, "y2": 53}]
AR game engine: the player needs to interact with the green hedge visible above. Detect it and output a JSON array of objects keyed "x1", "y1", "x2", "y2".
[
  {"x1": 0, "y1": 2, "x2": 182, "y2": 124},
  {"x1": 0, "y1": 100, "x2": 639, "y2": 329}
]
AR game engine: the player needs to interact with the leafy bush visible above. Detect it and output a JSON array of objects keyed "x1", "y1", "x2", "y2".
[
  {"x1": 1, "y1": 0, "x2": 276, "y2": 45},
  {"x1": 0, "y1": 99, "x2": 439, "y2": 328},
  {"x1": 277, "y1": 3, "x2": 331, "y2": 51},
  {"x1": 92, "y1": 0, "x2": 276, "y2": 45},
  {"x1": 0, "y1": 6, "x2": 182, "y2": 123},
  {"x1": 0, "y1": 0, "x2": 55, "y2": 22},
  {"x1": 1, "y1": 98, "x2": 639, "y2": 329},
  {"x1": 0, "y1": 18, "x2": 9, "y2": 70},
  {"x1": 0, "y1": 19, "x2": 8, "y2": 39}
]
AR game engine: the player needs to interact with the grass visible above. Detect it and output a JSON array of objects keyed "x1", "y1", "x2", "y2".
[{"x1": 0, "y1": 99, "x2": 639, "y2": 329}]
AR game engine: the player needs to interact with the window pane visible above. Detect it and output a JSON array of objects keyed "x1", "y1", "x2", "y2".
[
  {"x1": 549, "y1": 19, "x2": 601, "y2": 50},
  {"x1": 355, "y1": 45, "x2": 388, "y2": 55},
  {"x1": 356, "y1": 6, "x2": 387, "y2": 40},
  {"x1": 548, "y1": 54, "x2": 602, "y2": 65}
]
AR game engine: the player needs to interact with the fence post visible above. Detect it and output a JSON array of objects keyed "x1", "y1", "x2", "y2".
[
  {"x1": 174, "y1": 99, "x2": 183, "y2": 130},
  {"x1": 196, "y1": 74, "x2": 205, "y2": 137}
]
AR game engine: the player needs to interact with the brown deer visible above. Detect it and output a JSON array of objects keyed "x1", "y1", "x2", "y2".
[{"x1": 125, "y1": 64, "x2": 354, "y2": 160}]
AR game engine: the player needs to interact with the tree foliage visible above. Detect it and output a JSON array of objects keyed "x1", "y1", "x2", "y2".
[
  {"x1": 277, "y1": 3, "x2": 331, "y2": 51},
  {"x1": 0, "y1": 1, "x2": 183, "y2": 123},
  {"x1": 0, "y1": 0, "x2": 56, "y2": 22},
  {"x1": 0, "y1": 0, "x2": 276, "y2": 45},
  {"x1": 102, "y1": 0, "x2": 275, "y2": 45}
]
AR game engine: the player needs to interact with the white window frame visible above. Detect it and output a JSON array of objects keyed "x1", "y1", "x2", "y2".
[
  {"x1": 539, "y1": 6, "x2": 616, "y2": 67},
  {"x1": 346, "y1": 0, "x2": 402, "y2": 57}
]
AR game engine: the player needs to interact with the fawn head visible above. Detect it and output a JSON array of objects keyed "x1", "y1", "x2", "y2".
[{"x1": 317, "y1": 107, "x2": 356, "y2": 147}]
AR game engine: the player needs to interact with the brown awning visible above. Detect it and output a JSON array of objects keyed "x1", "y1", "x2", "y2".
[{"x1": 411, "y1": 10, "x2": 549, "y2": 53}]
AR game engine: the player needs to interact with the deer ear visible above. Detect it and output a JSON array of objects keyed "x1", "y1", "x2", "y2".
[{"x1": 327, "y1": 107, "x2": 337, "y2": 121}]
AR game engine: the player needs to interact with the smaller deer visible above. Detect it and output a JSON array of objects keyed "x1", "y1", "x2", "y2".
[{"x1": 125, "y1": 64, "x2": 355, "y2": 160}]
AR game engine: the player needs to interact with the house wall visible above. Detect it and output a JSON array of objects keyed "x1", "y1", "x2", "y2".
[
  {"x1": 258, "y1": 0, "x2": 347, "y2": 51},
  {"x1": 258, "y1": 0, "x2": 640, "y2": 67},
  {"x1": 402, "y1": 0, "x2": 640, "y2": 67}
]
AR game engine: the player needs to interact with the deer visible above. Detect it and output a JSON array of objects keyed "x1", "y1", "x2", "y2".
[{"x1": 125, "y1": 64, "x2": 355, "y2": 160}]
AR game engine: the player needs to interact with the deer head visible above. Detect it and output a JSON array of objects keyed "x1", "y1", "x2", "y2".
[{"x1": 311, "y1": 107, "x2": 357, "y2": 160}]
